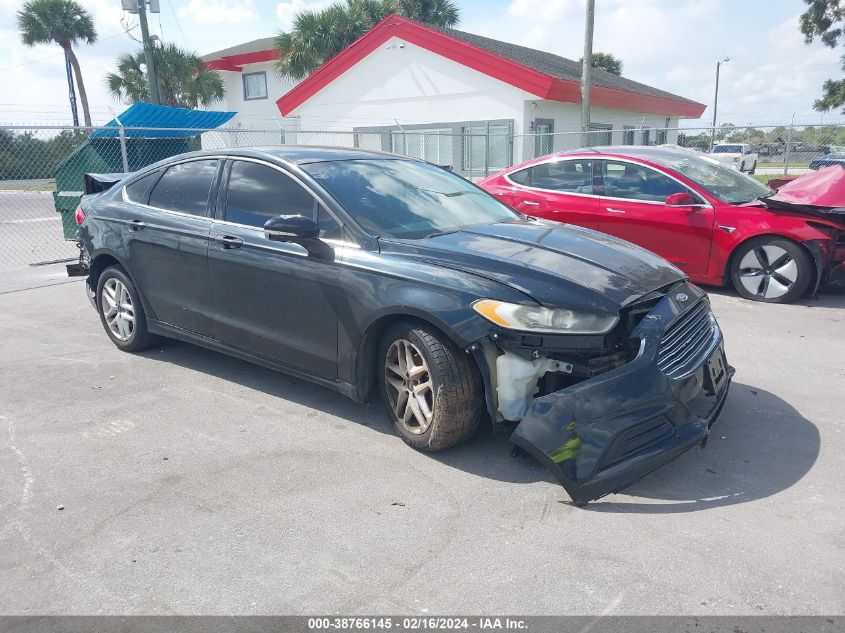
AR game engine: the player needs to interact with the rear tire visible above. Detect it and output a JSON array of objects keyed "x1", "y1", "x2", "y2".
[
  {"x1": 747, "y1": 161, "x2": 756, "y2": 175},
  {"x1": 96, "y1": 266, "x2": 156, "y2": 352},
  {"x1": 730, "y1": 237, "x2": 813, "y2": 303},
  {"x1": 378, "y1": 322, "x2": 482, "y2": 451}
]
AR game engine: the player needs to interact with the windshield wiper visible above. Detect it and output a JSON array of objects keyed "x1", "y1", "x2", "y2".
[{"x1": 424, "y1": 228, "x2": 461, "y2": 238}]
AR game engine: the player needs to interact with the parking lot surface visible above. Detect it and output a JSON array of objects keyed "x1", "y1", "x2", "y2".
[{"x1": 1, "y1": 280, "x2": 844, "y2": 615}]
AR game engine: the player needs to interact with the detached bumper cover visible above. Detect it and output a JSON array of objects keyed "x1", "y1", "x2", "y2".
[{"x1": 511, "y1": 283, "x2": 734, "y2": 505}]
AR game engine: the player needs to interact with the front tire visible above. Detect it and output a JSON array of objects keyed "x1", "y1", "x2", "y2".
[
  {"x1": 96, "y1": 266, "x2": 156, "y2": 352},
  {"x1": 730, "y1": 237, "x2": 813, "y2": 303},
  {"x1": 378, "y1": 322, "x2": 482, "y2": 452}
]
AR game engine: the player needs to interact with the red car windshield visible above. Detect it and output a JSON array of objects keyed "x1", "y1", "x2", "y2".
[{"x1": 653, "y1": 152, "x2": 772, "y2": 204}]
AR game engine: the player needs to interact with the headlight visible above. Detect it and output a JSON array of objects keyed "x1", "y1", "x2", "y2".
[
  {"x1": 472, "y1": 299, "x2": 618, "y2": 334},
  {"x1": 733, "y1": 157, "x2": 740, "y2": 162}
]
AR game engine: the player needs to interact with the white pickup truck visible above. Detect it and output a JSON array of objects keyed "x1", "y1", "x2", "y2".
[{"x1": 708, "y1": 143, "x2": 758, "y2": 173}]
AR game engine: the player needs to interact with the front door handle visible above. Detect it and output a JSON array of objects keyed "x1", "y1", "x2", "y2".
[
  {"x1": 522, "y1": 201, "x2": 541, "y2": 206},
  {"x1": 128, "y1": 219, "x2": 146, "y2": 231},
  {"x1": 214, "y1": 234, "x2": 243, "y2": 249},
  {"x1": 605, "y1": 207, "x2": 627, "y2": 214}
]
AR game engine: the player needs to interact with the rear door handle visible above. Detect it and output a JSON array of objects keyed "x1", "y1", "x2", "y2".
[
  {"x1": 605, "y1": 207, "x2": 626, "y2": 214},
  {"x1": 214, "y1": 234, "x2": 243, "y2": 249},
  {"x1": 128, "y1": 219, "x2": 146, "y2": 231}
]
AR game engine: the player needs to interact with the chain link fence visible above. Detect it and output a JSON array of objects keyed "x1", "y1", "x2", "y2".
[{"x1": 3, "y1": 121, "x2": 844, "y2": 293}]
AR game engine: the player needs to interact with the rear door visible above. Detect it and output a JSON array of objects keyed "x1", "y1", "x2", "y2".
[
  {"x1": 208, "y1": 158, "x2": 341, "y2": 378},
  {"x1": 504, "y1": 158, "x2": 599, "y2": 229},
  {"x1": 596, "y1": 159, "x2": 714, "y2": 275},
  {"x1": 122, "y1": 158, "x2": 219, "y2": 334}
]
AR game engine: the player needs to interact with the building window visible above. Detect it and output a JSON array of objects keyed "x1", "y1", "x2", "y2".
[
  {"x1": 641, "y1": 127, "x2": 651, "y2": 146},
  {"x1": 463, "y1": 123, "x2": 510, "y2": 174},
  {"x1": 391, "y1": 128, "x2": 453, "y2": 165},
  {"x1": 656, "y1": 128, "x2": 668, "y2": 145},
  {"x1": 623, "y1": 126, "x2": 636, "y2": 146},
  {"x1": 586, "y1": 123, "x2": 612, "y2": 147},
  {"x1": 243, "y1": 72, "x2": 268, "y2": 101},
  {"x1": 533, "y1": 119, "x2": 554, "y2": 157}
]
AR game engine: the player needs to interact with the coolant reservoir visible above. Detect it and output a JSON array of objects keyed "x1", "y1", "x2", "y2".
[{"x1": 496, "y1": 352, "x2": 571, "y2": 421}]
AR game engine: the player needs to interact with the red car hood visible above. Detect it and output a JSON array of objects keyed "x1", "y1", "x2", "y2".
[
  {"x1": 765, "y1": 165, "x2": 845, "y2": 209},
  {"x1": 760, "y1": 165, "x2": 845, "y2": 225}
]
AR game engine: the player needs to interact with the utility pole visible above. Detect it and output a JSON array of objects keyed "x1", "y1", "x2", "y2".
[
  {"x1": 580, "y1": 0, "x2": 595, "y2": 147},
  {"x1": 137, "y1": 0, "x2": 161, "y2": 104},
  {"x1": 64, "y1": 50, "x2": 79, "y2": 126},
  {"x1": 710, "y1": 57, "x2": 729, "y2": 150}
]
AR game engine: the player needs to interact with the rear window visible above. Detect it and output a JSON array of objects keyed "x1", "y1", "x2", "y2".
[
  {"x1": 124, "y1": 169, "x2": 162, "y2": 204},
  {"x1": 148, "y1": 160, "x2": 219, "y2": 216},
  {"x1": 712, "y1": 145, "x2": 743, "y2": 153}
]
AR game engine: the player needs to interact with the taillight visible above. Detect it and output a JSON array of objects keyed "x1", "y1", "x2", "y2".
[{"x1": 75, "y1": 206, "x2": 85, "y2": 224}]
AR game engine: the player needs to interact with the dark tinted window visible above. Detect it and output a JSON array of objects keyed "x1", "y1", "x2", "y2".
[
  {"x1": 511, "y1": 159, "x2": 593, "y2": 194},
  {"x1": 124, "y1": 169, "x2": 162, "y2": 204},
  {"x1": 148, "y1": 160, "x2": 218, "y2": 215},
  {"x1": 225, "y1": 161, "x2": 315, "y2": 228},
  {"x1": 602, "y1": 160, "x2": 686, "y2": 203}
]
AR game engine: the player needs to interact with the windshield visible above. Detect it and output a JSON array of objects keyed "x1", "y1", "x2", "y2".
[
  {"x1": 303, "y1": 159, "x2": 520, "y2": 238},
  {"x1": 712, "y1": 145, "x2": 743, "y2": 153},
  {"x1": 653, "y1": 152, "x2": 773, "y2": 204}
]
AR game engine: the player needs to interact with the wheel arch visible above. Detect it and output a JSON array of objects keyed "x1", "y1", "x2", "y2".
[
  {"x1": 88, "y1": 250, "x2": 156, "y2": 319},
  {"x1": 353, "y1": 310, "x2": 484, "y2": 404},
  {"x1": 724, "y1": 233, "x2": 820, "y2": 294}
]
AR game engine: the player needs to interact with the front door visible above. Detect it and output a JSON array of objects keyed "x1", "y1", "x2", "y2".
[
  {"x1": 596, "y1": 159, "x2": 714, "y2": 275},
  {"x1": 122, "y1": 159, "x2": 219, "y2": 334},
  {"x1": 208, "y1": 159, "x2": 341, "y2": 378}
]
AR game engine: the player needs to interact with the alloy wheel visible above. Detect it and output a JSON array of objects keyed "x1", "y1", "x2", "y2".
[
  {"x1": 737, "y1": 245, "x2": 798, "y2": 300},
  {"x1": 101, "y1": 278, "x2": 135, "y2": 342},
  {"x1": 384, "y1": 339, "x2": 434, "y2": 435}
]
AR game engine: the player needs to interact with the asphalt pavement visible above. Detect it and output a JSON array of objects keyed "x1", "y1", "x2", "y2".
[{"x1": 0, "y1": 278, "x2": 843, "y2": 614}]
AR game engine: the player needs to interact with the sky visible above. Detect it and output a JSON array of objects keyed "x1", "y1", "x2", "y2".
[{"x1": 1, "y1": 0, "x2": 844, "y2": 128}]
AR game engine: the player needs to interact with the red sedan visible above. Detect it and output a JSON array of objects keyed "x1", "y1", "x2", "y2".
[{"x1": 479, "y1": 146, "x2": 845, "y2": 303}]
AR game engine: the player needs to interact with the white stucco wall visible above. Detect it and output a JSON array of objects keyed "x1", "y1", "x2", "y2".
[{"x1": 290, "y1": 37, "x2": 535, "y2": 138}]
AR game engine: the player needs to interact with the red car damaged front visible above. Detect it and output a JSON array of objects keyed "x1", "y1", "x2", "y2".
[{"x1": 479, "y1": 147, "x2": 845, "y2": 302}]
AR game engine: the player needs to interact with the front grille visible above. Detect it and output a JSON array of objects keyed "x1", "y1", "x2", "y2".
[{"x1": 657, "y1": 301, "x2": 717, "y2": 378}]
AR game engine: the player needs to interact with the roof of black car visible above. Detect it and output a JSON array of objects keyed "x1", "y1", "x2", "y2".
[{"x1": 243, "y1": 146, "x2": 405, "y2": 164}]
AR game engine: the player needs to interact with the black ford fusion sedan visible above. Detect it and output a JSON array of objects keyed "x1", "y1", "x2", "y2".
[{"x1": 72, "y1": 147, "x2": 734, "y2": 505}]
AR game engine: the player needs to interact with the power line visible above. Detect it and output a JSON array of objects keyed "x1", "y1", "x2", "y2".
[{"x1": 166, "y1": 0, "x2": 190, "y2": 48}]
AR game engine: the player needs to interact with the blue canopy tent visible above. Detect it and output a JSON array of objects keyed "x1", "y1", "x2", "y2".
[{"x1": 54, "y1": 103, "x2": 236, "y2": 239}]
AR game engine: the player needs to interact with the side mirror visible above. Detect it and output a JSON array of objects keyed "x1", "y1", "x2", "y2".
[
  {"x1": 665, "y1": 192, "x2": 698, "y2": 207},
  {"x1": 264, "y1": 215, "x2": 320, "y2": 242}
]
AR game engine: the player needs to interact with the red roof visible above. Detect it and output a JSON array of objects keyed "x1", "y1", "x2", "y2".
[{"x1": 275, "y1": 15, "x2": 706, "y2": 118}]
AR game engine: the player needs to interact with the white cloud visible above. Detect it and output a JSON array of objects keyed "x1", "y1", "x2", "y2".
[
  {"x1": 178, "y1": 0, "x2": 256, "y2": 25},
  {"x1": 276, "y1": 0, "x2": 334, "y2": 32}
]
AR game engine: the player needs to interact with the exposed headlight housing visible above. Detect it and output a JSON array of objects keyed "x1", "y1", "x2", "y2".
[{"x1": 472, "y1": 299, "x2": 619, "y2": 335}]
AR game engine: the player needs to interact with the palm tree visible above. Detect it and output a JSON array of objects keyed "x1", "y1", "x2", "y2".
[
  {"x1": 17, "y1": 0, "x2": 97, "y2": 127},
  {"x1": 106, "y1": 44, "x2": 225, "y2": 109},
  {"x1": 276, "y1": 0, "x2": 459, "y2": 80}
]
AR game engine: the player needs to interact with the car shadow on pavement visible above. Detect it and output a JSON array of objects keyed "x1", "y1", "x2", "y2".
[
  {"x1": 140, "y1": 342, "x2": 820, "y2": 507},
  {"x1": 137, "y1": 341, "x2": 398, "y2": 437},
  {"x1": 583, "y1": 382, "x2": 820, "y2": 513}
]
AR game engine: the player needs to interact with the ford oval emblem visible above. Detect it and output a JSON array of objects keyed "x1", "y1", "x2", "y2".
[{"x1": 675, "y1": 293, "x2": 689, "y2": 302}]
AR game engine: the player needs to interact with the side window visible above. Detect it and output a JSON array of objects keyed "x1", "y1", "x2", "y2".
[
  {"x1": 514, "y1": 160, "x2": 593, "y2": 194},
  {"x1": 148, "y1": 160, "x2": 219, "y2": 216},
  {"x1": 602, "y1": 161, "x2": 688, "y2": 203},
  {"x1": 224, "y1": 160, "x2": 316, "y2": 228},
  {"x1": 509, "y1": 168, "x2": 531, "y2": 186},
  {"x1": 124, "y1": 169, "x2": 162, "y2": 204},
  {"x1": 316, "y1": 205, "x2": 342, "y2": 240}
]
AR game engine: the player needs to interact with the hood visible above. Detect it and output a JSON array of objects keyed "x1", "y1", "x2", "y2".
[
  {"x1": 380, "y1": 220, "x2": 685, "y2": 313},
  {"x1": 762, "y1": 165, "x2": 845, "y2": 222}
]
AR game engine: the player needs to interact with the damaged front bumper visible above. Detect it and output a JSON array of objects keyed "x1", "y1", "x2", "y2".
[{"x1": 505, "y1": 284, "x2": 734, "y2": 505}]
